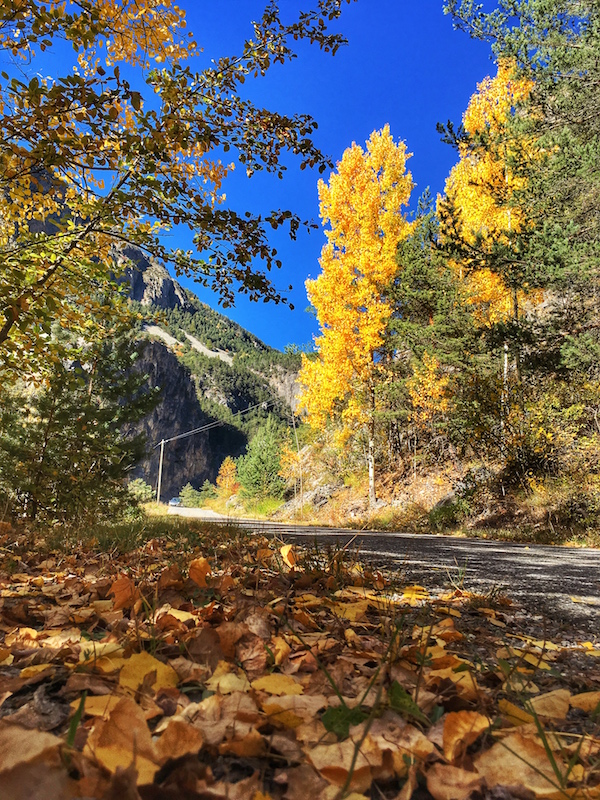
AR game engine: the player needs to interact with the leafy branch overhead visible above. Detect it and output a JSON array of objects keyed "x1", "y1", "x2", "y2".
[{"x1": 0, "y1": 0, "x2": 355, "y2": 378}]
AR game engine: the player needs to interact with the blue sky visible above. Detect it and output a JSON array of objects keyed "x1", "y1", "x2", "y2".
[{"x1": 175, "y1": 1, "x2": 494, "y2": 351}]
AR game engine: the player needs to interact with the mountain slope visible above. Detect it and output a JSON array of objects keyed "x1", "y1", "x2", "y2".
[{"x1": 123, "y1": 248, "x2": 301, "y2": 496}]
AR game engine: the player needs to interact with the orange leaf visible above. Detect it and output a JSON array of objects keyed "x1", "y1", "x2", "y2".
[
  {"x1": 280, "y1": 544, "x2": 297, "y2": 568},
  {"x1": 108, "y1": 575, "x2": 140, "y2": 610},
  {"x1": 189, "y1": 557, "x2": 211, "y2": 588}
]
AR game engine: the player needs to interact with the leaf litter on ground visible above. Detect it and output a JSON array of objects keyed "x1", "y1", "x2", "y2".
[{"x1": 0, "y1": 519, "x2": 599, "y2": 800}]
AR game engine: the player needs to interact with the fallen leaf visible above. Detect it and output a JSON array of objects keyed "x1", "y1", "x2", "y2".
[
  {"x1": 252, "y1": 673, "x2": 303, "y2": 696},
  {"x1": 109, "y1": 575, "x2": 140, "y2": 611},
  {"x1": 0, "y1": 721, "x2": 62, "y2": 774},
  {"x1": 474, "y1": 731, "x2": 565, "y2": 798},
  {"x1": 206, "y1": 661, "x2": 251, "y2": 694},
  {"x1": 84, "y1": 696, "x2": 159, "y2": 785},
  {"x1": 307, "y1": 734, "x2": 383, "y2": 793},
  {"x1": 153, "y1": 719, "x2": 203, "y2": 763},
  {"x1": 570, "y1": 691, "x2": 600, "y2": 713},
  {"x1": 498, "y1": 699, "x2": 534, "y2": 726},
  {"x1": 443, "y1": 711, "x2": 490, "y2": 763},
  {"x1": 72, "y1": 694, "x2": 122, "y2": 719},
  {"x1": 118, "y1": 651, "x2": 179, "y2": 694},
  {"x1": 528, "y1": 689, "x2": 571, "y2": 720},
  {"x1": 189, "y1": 557, "x2": 211, "y2": 588},
  {"x1": 280, "y1": 544, "x2": 297, "y2": 568},
  {"x1": 427, "y1": 763, "x2": 483, "y2": 800}
]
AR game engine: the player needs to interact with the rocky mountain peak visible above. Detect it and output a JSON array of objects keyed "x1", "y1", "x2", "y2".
[{"x1": 117, "y1": 245, "x2": 194, "y2": 313}]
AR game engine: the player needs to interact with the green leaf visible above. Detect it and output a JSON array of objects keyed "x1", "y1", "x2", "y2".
[
  {"x1": 388, "y1": 680, "x2": 429, "y2": 724},
  {"x1": 66, "y1": 691, "x2": 87, "y2": 748},
  {"x1": 321, "y1": 705, "x2": 367, "y2": 740}
]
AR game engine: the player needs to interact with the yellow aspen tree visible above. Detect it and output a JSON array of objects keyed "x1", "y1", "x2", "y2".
[
  {"x1": 298, "y1": 126, "x2": 413, "y2": 505},
  {"x1": 441, "y1": 60, "x2": 537, "y2": 325}
]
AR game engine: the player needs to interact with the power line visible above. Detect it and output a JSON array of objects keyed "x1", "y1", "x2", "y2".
[{"x1": 152, "y1": 398, "x2": 281, "y2": 449}]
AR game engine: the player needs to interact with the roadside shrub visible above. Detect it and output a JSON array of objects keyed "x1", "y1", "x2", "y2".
[{"x1": 127, "y1": 478, "x2": 154, "y2": 503}]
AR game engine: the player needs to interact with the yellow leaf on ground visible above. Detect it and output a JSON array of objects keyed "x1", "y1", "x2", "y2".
[
  {"x1": 443, "y1": 711, "x2": 490, "y2": 763},
  {"x1": 71, "y1": 694, "x2": 122, "y2": 718},
  {"x1": 427, "y1": 667, "x2": 479, "y2": 701},
  {"x1": 270, "y1": 636, "x2": 291, "y2": 666},
  {"x1": 19, "y1": 664, "x2": 54, "y2": 679},
  {"x1": 280, "y1": 544, "x2": 297, "y2": 568},
  {"x1": 84, "y1": 696, "x2": 159, "y2": 785},
  {"x1": 529, "y1": 689, "x2": 571, "y2": 720},
  {"x1": 427, "y1": 763, "x2": 483, "y2": 800},
  {"x1": 402, "y1": 585, "x2": 429, "y2": 605},
  {"x1": 474, "y1": 732, "x2": 565, "y2": 798},
  {"x1": 308, "y1": 734, "x2": 383, "y2": 793},
  {"x1": 251, "y1": 673, "x2": 303, "y2": 696},
  {"x1": 326, "y1": 599, "x2": 369, "y2": 622},
  {"x1": 498, "y1": 699, "x2": 534, "y2": 726},
  {"x1": 262, "y1": 694, "x2": 327, "y2": 728},
  {"x1": 189, "y1": 557, "x2": 211, "y2": 588},
  {"x1": 205, "y1": 661, "x2": 250, "y2": 694},
  {"x1": 220, "y1": 728, "x2": 266, "y2": 757},
  {"x1": 118, "y1": 651, "x2": 179, "y2": 693},
  {"x1": 570, "y1": 691, "x2": 600, "y2": 713}
]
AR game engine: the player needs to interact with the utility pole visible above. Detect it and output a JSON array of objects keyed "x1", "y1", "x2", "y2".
[{"x1": 156, "y1": 438, "x2": 165, "y2": 503}]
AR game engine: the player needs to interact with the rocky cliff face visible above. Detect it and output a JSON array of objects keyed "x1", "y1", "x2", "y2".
[
  {"x1": 118, "y1": 246, "x2": 194, "y2": 313},
  {"x1": 128, "y1": 341, "x2": 246, "y2": 498}
]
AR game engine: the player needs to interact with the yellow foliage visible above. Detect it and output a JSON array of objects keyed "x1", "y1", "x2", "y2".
[
  {"x1": 216, "y1": 456, "x2": 239, "y2": 496},
  {"x1": 299, "y1": 126, "x2": 413, "y2": 429},
  {"x1": 407, "y1": 352, "x2": 451, "y2": 429},
  {"x1": 441, "y1": 61, "x2": 542, "y2": 325}
]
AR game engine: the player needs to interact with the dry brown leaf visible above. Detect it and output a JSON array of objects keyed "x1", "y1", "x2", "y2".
[
  {"x1": 368, "y1": 713, "x2": 435, "y2": 778},
  {"x1": 0, "y1": 721, "x2": 62, "y2": 774},
  {"x1": 474, "y1": 731, "x2": 565, "y2": 798},
  {"x1": 168, "y1": 655, "x2": 211, "y2": 684},
  {"x1": 281, "y1": 764, "x2": 328, "y2": 800},
  {"x1": 109, "y1": 575, "x2": 140, "y2": 611},
  {"x1": 216, "y1": 622, "x2": 249, "y2": 658},
  {"x1": 153, "y1": 719, "x2": 203, "y2": 763},
  {"x1": 442, "y1": 711, "x2": 490, "y2": 763},
  {"x1": 427, "y1": 763, "x2": 483, "y2": 800},
  {"x1": 529, "y1": 689, "x2": 571, "y2": 720},
  {"x1": 189, "y1": 556, "x2": 211, "y2": 588}
]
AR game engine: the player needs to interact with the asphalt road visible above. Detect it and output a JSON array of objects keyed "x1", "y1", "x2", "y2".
[{"x1": 168, "y1": 508, "x2": 600, "y2": 632}]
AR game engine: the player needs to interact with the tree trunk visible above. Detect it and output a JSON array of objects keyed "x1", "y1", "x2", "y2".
[{"x1": 368, "y1": 420, "x2": 376, "y2": 507}]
